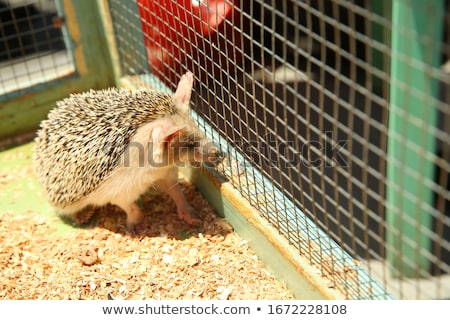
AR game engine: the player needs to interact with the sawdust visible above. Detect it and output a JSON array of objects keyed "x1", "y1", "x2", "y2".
[{"x1": 0, "y1": 181, "x2": 294, "y2": 300}]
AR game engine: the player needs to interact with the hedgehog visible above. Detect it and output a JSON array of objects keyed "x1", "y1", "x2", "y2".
[{"x1": 33, "y1": 72, "x2": 218, "y2": 228}]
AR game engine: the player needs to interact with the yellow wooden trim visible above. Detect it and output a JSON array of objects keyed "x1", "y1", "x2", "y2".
[
  {"x1": 64, "y1": 0, "x2": 88, "y2": 75},
  {"x1": 97, "y1": 0, "x2": 122, "y2": 86}
]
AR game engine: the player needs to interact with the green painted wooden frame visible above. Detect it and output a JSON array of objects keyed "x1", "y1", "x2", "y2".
[
  {"x1": 386, "y1": 0, "x2": 444, "y2": 277},
  {"x1": 0, "y1": 0, "x2": 118, "y2": 143}
]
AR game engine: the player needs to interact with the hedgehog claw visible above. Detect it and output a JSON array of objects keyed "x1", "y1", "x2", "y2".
[{"x1": 129, "y1": 221, "x2": 147, "y2": 235}]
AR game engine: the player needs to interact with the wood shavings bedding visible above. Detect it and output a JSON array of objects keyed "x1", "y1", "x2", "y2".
[{"x1": 0, "y1": 181, "x2": 294, "y2": 300}]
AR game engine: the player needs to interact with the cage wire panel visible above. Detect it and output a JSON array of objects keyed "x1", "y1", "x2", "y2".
[
  {"x1": 0, "y1": 0, "x2": 74, "y2": 95},
  {"x1": 107, "y1": 0, "x2": 450, "y2": 299}
]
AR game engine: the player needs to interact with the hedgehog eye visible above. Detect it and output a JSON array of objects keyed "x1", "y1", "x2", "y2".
[{"x1": 184, "y1": 141, "x2": 198, "y2": 148}]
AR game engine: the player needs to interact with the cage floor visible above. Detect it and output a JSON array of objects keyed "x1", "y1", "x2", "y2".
[{"x1": 0, "y1": 142, "x2": 293, "y2": 299}]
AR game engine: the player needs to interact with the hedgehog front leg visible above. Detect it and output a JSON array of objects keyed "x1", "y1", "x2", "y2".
[
  {"x1": 167, "y1": 183, "x2": 201, "y2": 226},
  {"x1": 155, "y1": 176, "x2": 201, "y2": 226}
]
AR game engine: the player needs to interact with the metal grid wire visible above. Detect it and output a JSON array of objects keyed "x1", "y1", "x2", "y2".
[
  {"x1": 108, "y1": 0, "x2": 450, "y2": 299},
  {"x1": 0, "y1": 0, "x2": 73, "y2": 94}
]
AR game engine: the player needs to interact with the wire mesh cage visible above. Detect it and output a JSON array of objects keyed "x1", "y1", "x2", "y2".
[
  {"x1": 107, "y1": 0, "x2": 450, "y2": 299},
  {"x1": 0, "y1": 0, "x2": 74, "y2": 95}
]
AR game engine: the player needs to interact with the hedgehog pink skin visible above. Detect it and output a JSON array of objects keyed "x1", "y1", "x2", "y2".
[{"x1": 33, "y1": 72, "x2": 218, "y2": 228}]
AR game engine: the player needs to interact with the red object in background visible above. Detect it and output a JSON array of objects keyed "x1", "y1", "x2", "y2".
[{"x1": 137, "y1": 0, "x2": 243, "y2": 87}]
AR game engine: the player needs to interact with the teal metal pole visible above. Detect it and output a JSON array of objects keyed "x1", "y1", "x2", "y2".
[{"x1": 386, "y1": 0, "x2": 444, "y2": 277}]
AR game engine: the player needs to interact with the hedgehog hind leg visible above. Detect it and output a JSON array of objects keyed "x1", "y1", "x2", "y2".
[
  {"x1": 125, "y1": 202, "x2": 143, "y2": 228},
  {"x1": 110, "y1": 200, "x2": 143, "y2": 229}
]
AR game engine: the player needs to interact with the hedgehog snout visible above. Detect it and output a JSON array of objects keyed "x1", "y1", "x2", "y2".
[
  {"x1": 195, "y1": 142, "x2": 221, "y2": 165},
  {"x1": 205, "y1": 146, "x2": 221, "y2": 163},
  {"x1": 191, "y1": 142, "x2": 220, "y2": 164}
]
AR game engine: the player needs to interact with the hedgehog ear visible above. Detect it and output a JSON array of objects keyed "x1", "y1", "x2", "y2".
[
  {"x1": 173, "y1": 72, "x2": 193, "y2": 112},
  {"x1": 151, "y1": 124, "x2": 185, "y2": 146},
  {"x1": 163, "y1": 126, "x2": 185, "y2": 144},
  {"x1": 151, "y1": 124, "x2": 185, "y2": 161}
]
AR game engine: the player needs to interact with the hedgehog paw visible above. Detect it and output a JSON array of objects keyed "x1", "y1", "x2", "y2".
[
  {"x1": 129, "y1": 221, "x2": 148, "y2": 235},
  {"x1": 125, "y1": 203, "x2": 144, "y2": 229},
  {"x1": 177, "y1": 205, "x2": 201, "y2": 226}
]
